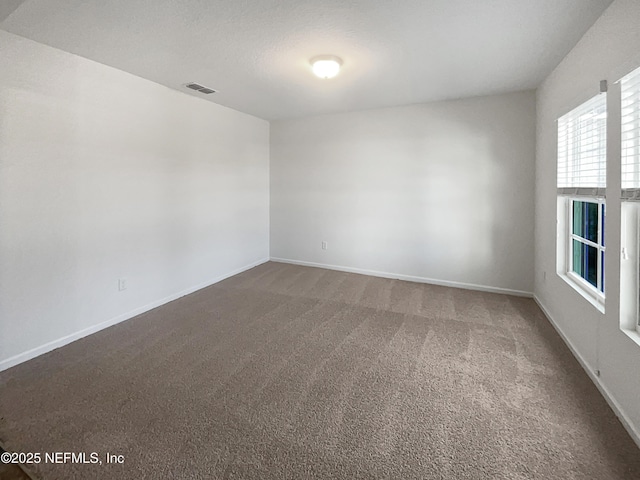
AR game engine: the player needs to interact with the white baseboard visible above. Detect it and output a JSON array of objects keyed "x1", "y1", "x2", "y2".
[
  {"x1": 0, "y1": 257, "x2": 269, "y2": 372},
  {"x1": 533, "y1": 295, "x2": 640, "y2": 450},
  {"x1": 270, "y1": 257, "x2": 533, "y2": 298}
]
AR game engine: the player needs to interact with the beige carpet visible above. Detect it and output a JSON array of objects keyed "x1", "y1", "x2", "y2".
[{"x1": 1, "y1": 262, "x2": 639, "y2": 479}]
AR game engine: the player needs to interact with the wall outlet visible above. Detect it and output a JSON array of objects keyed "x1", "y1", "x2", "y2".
[
  {"x1": 321, "y1": 241, "x2": 328, "y2": 250},
  {"x1": 543, "y1": 271, "x2": 547, "y2": 282},
  {"x1": 118, "y1": 278, "x2": 127, "y2": 291}
]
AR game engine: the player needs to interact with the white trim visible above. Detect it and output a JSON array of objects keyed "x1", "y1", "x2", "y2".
[
  {"x1": 622, "y1": 328, "x2": 640, "y2": 349},
  {"x1": 0, "y1": 257, "x2": 269, "y2": 372},
  {"x1": 270, "y1": 257, "x2": 533, "y2": 298},
  {"x1": 534, "y1": 295, "x2": 640, "y2": 450},
  {"x1": 563, "y1": 271, "x2": 606, "y2": 311},
  {"x1": 569, "y1": 233, "x2": 601, "y2": 250}
]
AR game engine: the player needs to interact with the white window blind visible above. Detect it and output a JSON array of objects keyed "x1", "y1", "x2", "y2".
[
  {"x1": 621, "y1": 66, "x2": 640, "y2": 199},
  {"x1": 557, "y1": 94, "x2": 607, "y2": 196}
]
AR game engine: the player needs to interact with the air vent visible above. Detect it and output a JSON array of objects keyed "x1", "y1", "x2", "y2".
[{"x1": 184, "y1": 82, "x2": 217, "y2": 94}]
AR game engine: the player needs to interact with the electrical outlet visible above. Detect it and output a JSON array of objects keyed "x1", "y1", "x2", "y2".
[
  {"x1": 543, "y1": 271, "x2": 547, "y2": 282},
  {"x1": 322, "y1": 241, "x2": 328, "y2": 250},
  {"x1": 118, "y1": 278, "x2": 127, "y2": 291}
]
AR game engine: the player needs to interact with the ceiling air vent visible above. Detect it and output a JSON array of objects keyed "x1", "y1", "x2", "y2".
[{"x1": 184, "y1": 83, "x2": 217, "y2": 94}]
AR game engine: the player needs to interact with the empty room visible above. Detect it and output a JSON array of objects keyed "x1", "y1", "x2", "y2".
[{"x1": 1, "y1": 0, "x2": 640, "y2": 478}]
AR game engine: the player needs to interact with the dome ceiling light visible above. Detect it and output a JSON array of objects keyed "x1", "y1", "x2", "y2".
[{"x1": 310, "y1": 55, "x2": 342, "y2": 79}]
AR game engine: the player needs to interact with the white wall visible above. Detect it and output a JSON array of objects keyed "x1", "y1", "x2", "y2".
[
  {"x1": 0, "y1": 30, "x2": 270, "y2": 369},
  {"x1": 535, "y1": 0, "x2": 640, "y2": 443},
  {"x1": 270, "y1": 92, "x2": 536, "y2": 294}
]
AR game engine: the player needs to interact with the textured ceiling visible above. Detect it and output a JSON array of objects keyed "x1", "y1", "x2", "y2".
[{"x1": 1, "y1": 0, "x2": 613, "y2": 120}]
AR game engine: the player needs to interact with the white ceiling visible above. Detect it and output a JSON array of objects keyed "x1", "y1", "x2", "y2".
[{"x1": 1, "y1": 0, "x2": 613, "y2": 120}]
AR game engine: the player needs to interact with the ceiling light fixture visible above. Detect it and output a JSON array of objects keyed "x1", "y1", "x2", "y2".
[{"x1": 310, "y1": 55, "x2": 342, "y2": 79}]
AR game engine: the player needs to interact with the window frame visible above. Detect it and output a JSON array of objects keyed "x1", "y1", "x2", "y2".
[
  {"x1": 557, "y1": 94, "x2": 608, "y2": 190},
  {"x1": 618, "y1": 66, "x2": 640, "y2": 341},
  {"x1": 565, "y1": 197, "x2": 606, "y2": 303},
  {"x1": 556, "y1": 92, "x2": 607, "y2": 310}
]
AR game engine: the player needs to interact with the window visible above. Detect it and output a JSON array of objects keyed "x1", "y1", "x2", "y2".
[
  {"x1": 621, "y1": 67, "x2": 640, "y2": 193},
  {"x1": 620, "y1": 66, "x2": 640, "y2": 337},
  {"x1": 568, "y1": 199, "x2": 605, "y2": 295},
  {"x1": 557, "y1": 93, "x2": 607, "y2": 306},
  {"x1": 558, "y1": 94, "x2": 607, "y2": 192}
]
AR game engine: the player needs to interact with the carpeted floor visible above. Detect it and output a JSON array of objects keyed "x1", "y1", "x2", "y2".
[
  {"x1": 1, "y1": 262, "x2": 639, "y2": 479},
  {"x1": 0, "y1": 444, "x2": 32, "y2": 480}
]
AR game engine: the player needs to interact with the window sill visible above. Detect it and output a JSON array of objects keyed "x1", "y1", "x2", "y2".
[
  {"x1": 622, "y1": 328, "x2": 640, "y2": 348},
  {"x1": 559, "y1": 273, "x2": 605, "y2": 314}
]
